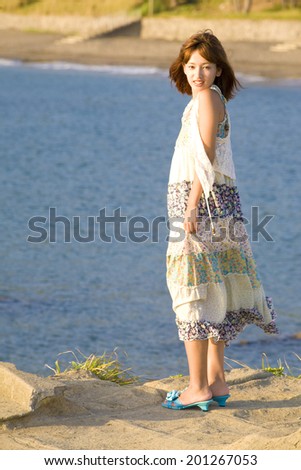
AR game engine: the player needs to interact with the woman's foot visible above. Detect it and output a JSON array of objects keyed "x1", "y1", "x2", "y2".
[
  {"x1": 178, "y1": 385, "x2": 212, "y2": 406},
  {"x1": 209, "y1": 380, "x2": 230, "y2": 398}
]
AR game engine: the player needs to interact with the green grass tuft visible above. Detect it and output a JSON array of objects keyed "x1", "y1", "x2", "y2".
[
  {"x1": 45, "y1": 348, "x2": 139, "y2": 385},
  {"x1": 168, "y1": 373, "x2": 183, "y2": 379},
  {"x1": 261, "y1": 353, "x2": 285, "y2": 377}
]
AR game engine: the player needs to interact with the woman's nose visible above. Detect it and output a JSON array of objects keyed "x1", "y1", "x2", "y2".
[{"x1": 196, "y1": 67, "x2": 203, "y2": 78}]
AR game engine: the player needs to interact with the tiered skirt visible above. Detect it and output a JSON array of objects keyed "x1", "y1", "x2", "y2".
[{"x1": 166, "y1": 174, "x2": 278, "y2": 344}]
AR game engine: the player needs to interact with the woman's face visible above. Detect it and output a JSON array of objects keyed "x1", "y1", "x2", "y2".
[{"x1": 183, "y1": 50, "x2": 221, "y2": 97}]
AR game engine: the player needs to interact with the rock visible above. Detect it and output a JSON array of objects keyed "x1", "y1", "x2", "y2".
[{"x1": 0, "y1": 362, "x2": 67, "y2": 421}]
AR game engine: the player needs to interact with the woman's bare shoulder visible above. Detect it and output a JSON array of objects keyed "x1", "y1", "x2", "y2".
[{"x1": 196, "y1": 88, "x2": 223, "y2": 117}]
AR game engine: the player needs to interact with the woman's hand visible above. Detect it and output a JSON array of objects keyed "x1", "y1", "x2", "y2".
[{"x1": 184, "y1": 205, "x2": 198, "y2": 233}]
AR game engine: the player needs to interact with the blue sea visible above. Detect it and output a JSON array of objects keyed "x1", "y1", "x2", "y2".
[{"x1": 0, "y1": 59, "x2": 300, "y2": 380}]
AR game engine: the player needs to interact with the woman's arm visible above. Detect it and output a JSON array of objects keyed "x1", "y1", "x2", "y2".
[
  {"x1": 197, "y1": 88, "x2": 221, "y2": 163},
  {"x1": 184, "y1": 89, "x2": 222, "y2": 233}
]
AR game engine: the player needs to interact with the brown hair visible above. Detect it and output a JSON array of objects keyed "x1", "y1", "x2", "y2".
[{"x1": 169, "y1": 30, "x2": 241, "y2": 100}]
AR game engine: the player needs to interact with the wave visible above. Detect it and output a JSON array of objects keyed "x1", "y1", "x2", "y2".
[
  {"x1": 29, "y1": 61, "x2": 167, "y2": 76},
  {"x1": 0, "y1": 58, "x2": 23, "y2": 67},
  {"x1": 0, "y1": 58, "x2": 167, "y2": 76},
  {"x1": 237, "y1": 72, "x2": 301, "y2": 87},
  {"x1": 236, "y1": 72, "x2": 268, "y2": 83}
]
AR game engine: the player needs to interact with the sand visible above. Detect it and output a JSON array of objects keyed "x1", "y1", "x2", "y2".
[
  {"x1": 0, "y1": 29, "x2": 301, "y2": 79},
  {"x1": 0, "y1": 362, "x2": 300, "y2": 450}
]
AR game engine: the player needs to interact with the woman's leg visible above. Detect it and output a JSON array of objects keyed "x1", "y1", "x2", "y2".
[
  {"x1": 207, "y1": 338, "x2": 229, "y2": 396},
  {"x1": 179, "y1": 339, "x2": 212, "y2": 405}
]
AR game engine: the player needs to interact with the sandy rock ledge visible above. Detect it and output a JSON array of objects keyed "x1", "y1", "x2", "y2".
[{"x1": 0, "y1": 362, "x2": 300, "y2": 450}]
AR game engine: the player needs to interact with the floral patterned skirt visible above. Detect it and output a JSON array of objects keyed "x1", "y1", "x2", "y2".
[{"x1": 166, "y1": 175, "x2": 278, "y2": 345}]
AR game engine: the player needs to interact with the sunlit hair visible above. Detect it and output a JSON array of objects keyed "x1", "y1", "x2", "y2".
[{"x1": 169, "y1": 30, "x2": 241, "y2": 100}]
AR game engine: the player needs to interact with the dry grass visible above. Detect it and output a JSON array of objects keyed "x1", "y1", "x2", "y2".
[
  {"x1": 46, "y1": 349, "x2": 300, "y2": 386},
  {"x1": 45, "y1": 348, "x2": 139, "y2": 385},
  {"x1": 225, "y1": 352, "x2": 301, "y2": 378}
]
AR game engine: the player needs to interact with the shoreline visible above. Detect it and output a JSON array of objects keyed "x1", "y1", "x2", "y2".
[{"x1": 0, "y1": 30, "x2": 301, "y2": 80}]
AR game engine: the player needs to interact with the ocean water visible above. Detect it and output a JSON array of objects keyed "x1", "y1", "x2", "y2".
[{"x1": 0, "y1": 60, "x2": 300, "y2": 380}]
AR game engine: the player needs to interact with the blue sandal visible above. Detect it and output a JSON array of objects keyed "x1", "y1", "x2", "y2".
[
  {"x1": 162, "y1": 390, "x2": 213, "y2": 412},
  {"x1": 212, "y1": 394, "x2": 230, "y2": 407}
]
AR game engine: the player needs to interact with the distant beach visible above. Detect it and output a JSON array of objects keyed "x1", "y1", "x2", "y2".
[{"x1": 0, "y1": 28, "x2": 301, "y2": 79}]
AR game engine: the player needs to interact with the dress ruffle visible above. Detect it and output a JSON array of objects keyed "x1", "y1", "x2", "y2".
[{"x1": 176, "y1": 296, "x2": 278, "y2": 345}]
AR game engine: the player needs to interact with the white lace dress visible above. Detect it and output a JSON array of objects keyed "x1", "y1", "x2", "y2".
[{"x1": 166, "y1": 85, "x2": 278, "y2": 344}]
